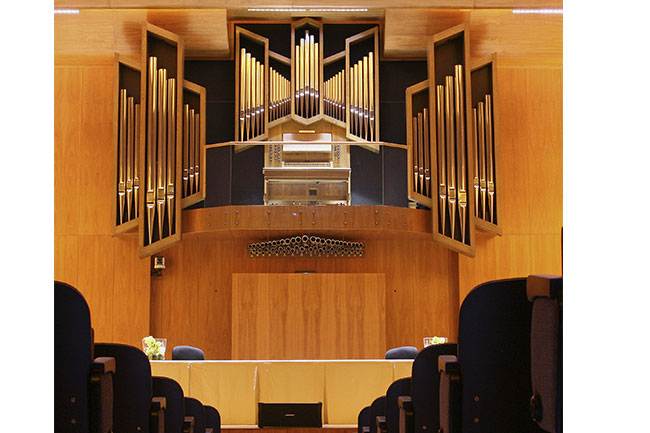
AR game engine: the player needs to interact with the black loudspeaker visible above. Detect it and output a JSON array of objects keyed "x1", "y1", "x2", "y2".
[{"x1": 258, "y1": 402, "x2": 323, "y2": 428}]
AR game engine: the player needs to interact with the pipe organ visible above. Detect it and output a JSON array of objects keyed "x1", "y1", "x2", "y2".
[{"x1": 111, "y1": 20, "x2": 500, "y2": 259}]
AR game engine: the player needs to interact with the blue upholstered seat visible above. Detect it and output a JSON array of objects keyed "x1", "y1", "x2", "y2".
[
  {"x1": 358, "y1": 405, "x2": 370, "y2": 433},
  {"x1": 439, "y1": 278, "x2": 541, "y2": 433},
  {"x1": 205, "y1": 405, "x2": 222, "y2": 433},
  {"x1": 385, "y1": 377, "x2": 411, "y2": 433},
  {"x1": 55, "y1": 281, "x2": 114, "y2": 433},
  {"x1": 384, "y1": 346, "x2": 418, "y2": 359},
  {"x1": 185, "y1": 397, "x2": 206, "y2": 433},
  {"x1": 153, "y1": 376, "x2": 186, "y2": 433},
  {"x1": 172, "y1": 345, "x2": 206, "y2": 360}
]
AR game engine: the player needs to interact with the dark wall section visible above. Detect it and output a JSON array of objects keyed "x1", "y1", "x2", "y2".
[
  {"x1": 231, "y1": 146, "x2": 265, "y2": 205},
  {"x1": 383, "y1": 147, "x2": 408, "y2": 207},
  {"x1": 350, "y1": 147, "x2": 382, "y2": 205},
  {"x1": 205, "y1": 147, "x2": 231, "y2": 207}
]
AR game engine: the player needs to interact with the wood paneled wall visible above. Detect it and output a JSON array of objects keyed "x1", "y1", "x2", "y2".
[
  {"x1": 458, "y1": 65, "x2": 563, "y2": 303},
  {"x1": 149, "y1": 233, "x2": 458, "y2": 359},
  {"x1": 54, "y1": 65, "x2": 151, "y2": 347},
  {"x1": 232, "y1": 273, "x2": 386, "y2": 359}
]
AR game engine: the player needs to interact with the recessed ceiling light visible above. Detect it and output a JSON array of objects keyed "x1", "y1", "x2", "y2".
[
  {"x1": 248, "y1": 8, "x2": 307, "y2": 12},
  {"x1": 54, "y1": 8, "x2": 80, "y2": 14},
  {"x1": 512, "y1": 8, "x2": 563, "y2": 14},
  {"x1": 309, "y1": 8, "x2": 369, "y2": 12}
]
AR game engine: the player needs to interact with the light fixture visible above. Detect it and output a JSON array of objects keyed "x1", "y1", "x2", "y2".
[
  {"x1": 309, "y1": 8, "x2": 369, "y2": 12},
  {"x1": 248, "y1": 8, "x2": 307, "y2": 12},
  {"x1": 512, "y1": 8, "x2": 563, "y2": 14},
  {"x1": 54, "y1": 8, "x2": 80, "y2": 14}
]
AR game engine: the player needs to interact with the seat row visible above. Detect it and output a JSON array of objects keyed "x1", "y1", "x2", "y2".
[
  {"x1": 54, "y1": 281, "x2": 222, "y2": 433},
  {"x1": 358, "y1": 275, "x2": 562, "y2": 433}
]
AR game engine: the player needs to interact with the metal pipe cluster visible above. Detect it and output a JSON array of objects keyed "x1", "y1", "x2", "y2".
[
  {"x1": 324, "y1": 70, "x2": 345, "y2": 122},
  {"x1": 248, "y1": 235, "x2": 364, "y2": 258},
  {"x1": 269, "y1": 67, "x2": 290, "y2": 122},
  {"x1": 472, "y1": 94, "x2": 496, "y2": 223},
  {"x1": 349, "y1": 52, "x2": 375, "y2": 141},
  {"x1": 411, "y1": 108, "x2": 431, "y2": 198},
  {"x1": 117, "y1": 87, "x2": 141, "y2": 225},
  {"x1": 145, "y1": 56, "x2": 176, "y2": 245},
  {"x1": 435, "y1": 64, "x2": 467, "y2": 243},
  {"x1": 294, "y1": 30, "x2": 320, "y2": 119},
  {"x1": 182, "y1": 102, "x2": 200, "y2": 199},
  {"x1": 239, "y1": 47, "x2": 265, "y2": 141}
]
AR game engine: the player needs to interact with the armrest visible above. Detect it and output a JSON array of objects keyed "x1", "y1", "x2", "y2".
[
  {"x1": 89, "y1": 357, "x2": 115, "y2": 433},
  {"x1": 438, "y1": 355, "x2": 461, "y2": 433},
  {"x1": 362, "y1": 427, "x2": 370, "y2": 433},
  {"x1": 91, "y1": 357, "x2": 116, "y2": 375},
  {"x1": 377, "y1": 416, "x2": 387, "y2": 433},
  {"x1": 527, "y1": 274, "x2": 562, "y2": 301},
  {"x1": 206, "y1": 429, "x2": 214, "y2": 433},
  {"x1": 183, "y1": 416, "x2": 195, "y2": 433},
  {"x1": 150, "y1": 397, "x2": 167, "y2": 433},
  {"x1": 397, "y1": 396, "x2": 413, "y2": 433}
]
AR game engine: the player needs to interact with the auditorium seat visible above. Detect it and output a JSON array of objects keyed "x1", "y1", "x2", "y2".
[
  {"x1": 173, "y1": 345, "x2": 206, "y2": 360},
  {"x1": 153, "y1": 376, "x2": 186, "y2": 433},
  {"x1": 204, "y1": 405, "x2": 221, "y2": 433},
  {"x1": 368, "y1": 396, "x2": 386, "y2": 433},
  {"x1": 358, "y1": 405, "x2": 371, "y2": 433},
  {"x1": 94, "y1": 343, "x2": 167, "y2": 433},
  {"x1": 384, "y1": 377, "x2": 410, "y2": 433},
  {"x1": 406, "y1": 343, "x2": 457, "y2": 433},
  {"x1": 54, "y1": 281, "x2": 115, "y2": 433},
  {"x1": 527, "y1": 275, "x2": 563, "y2": 433},
  {"x1": 438, "y1": 278, "x2": 543, "y2": 433},
  {"x1": 185, "y1": 397, "x2": 207, "y2": 433},
  {"x1": 385, "y1": 346, "x2": 418, "y2": 359}
]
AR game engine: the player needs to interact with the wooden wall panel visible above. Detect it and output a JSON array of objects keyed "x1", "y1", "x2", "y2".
[
  {"x1": 54, "y1": 235, "x2": 79, "y2": 288},
  {"x1": 79, "y1": 67, "x2": 114, "y2": 235},
  {"x1": 530, "y1": 234, "x2": 562, "y2": 275},
  {"x1": 496, "y1": 67, "x2": 530, "y2": 235},
  {"x1": 112, "y1": 234, "x2": 151, "y2": 346},
  {"x1": 77, "y1": 235, "x2": 115, "y2": 343},
  {"x1": 54, "y1": 67, "x2": 82, "y2": 236},
  {"x1": 232, "y1": 273, "x2": 386, "y2": 360},
  {"x1": 493, "y1": 234, "x2": 531, "y2": 280},
  {"x1": 526, "y1": 68, "x2": 563, "y2": 235}
]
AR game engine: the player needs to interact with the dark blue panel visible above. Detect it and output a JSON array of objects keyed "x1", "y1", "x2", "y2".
[
  {"x1": 350, "y1": 146, "x2": 382, "y2": 205},
  {"x1": 205, "y1": 147, "x2": 231, "y2": 207},
  {"x1": 231, "y1": 146, "x2": 264, "y2": 205},
  {"x1": 379, "y1": 61, "x2": 428, "y2": 102},
  {"x1": 206, "y1": 101, "x2": 235, "y2": 144},
  {"x1": 383, "y1": 146, "x2": 408, "y2": 207},
  {"x1": 184, "y1": 60, "x2": 235, "y2": 102},
  {"x1": 380, "y1": 102, "x2": 406, "y2": 145}
]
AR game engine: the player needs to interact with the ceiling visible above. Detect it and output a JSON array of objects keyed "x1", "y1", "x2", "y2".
[{"x1": 54, "y1": 2, "x2": 562, "y2": 66}]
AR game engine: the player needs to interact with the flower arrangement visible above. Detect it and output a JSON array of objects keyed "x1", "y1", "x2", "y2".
[
  {"x1": 142, "y1": 336, "x2": 167, "y2": 360},
  {"x1": 423, "y1": 336, "x2": 449, "y2": 347}
]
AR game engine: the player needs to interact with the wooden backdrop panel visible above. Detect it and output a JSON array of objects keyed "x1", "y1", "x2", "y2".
[
  {"x1": 54, "y1": 67, "x2": 82, "y2": 236},
  {"x1": 232, "y1": 273, "x2": 386, "y2": 359}
]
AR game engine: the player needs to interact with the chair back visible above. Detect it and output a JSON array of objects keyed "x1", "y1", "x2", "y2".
[
  {"x1": 411, "y1": 343, "x2": 457, "y2": 433},
  {"x1": 95, "y1": 343, "x2": 153, "y2": 433},
  {"x1": 368, "y1": 396, "x2": 386, "y2": 433},
  {"x1": 173, "y1": 345, "x2": 206, "y2": 360},
  {"x1": 385, "y1": 377, "x2": 411, "y2": 433},
  {"x1": 54, "y1": 281, "x2": 92, "y2": 433},
  {"x1": 204, "y1": 405, "x2": 221, "y2": 433},
  {"x1": 185, "y1": 397, "x2": 206, "y2": 433},
  {"x1": 528, "y1": 275, "x2": 563, "y2": 433},
  {"x1": 385, "y1": 346, "x2": 418, "y2": 359},
  {"x1": 457, "y1": 278, "x2": 543, "y2": 432},
  {"x1": 357, "y1": 405, "x2": 370, "y2": 433},
  {"x1": 153, "y1": 376, "x2": 186, "y2": 433}
]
